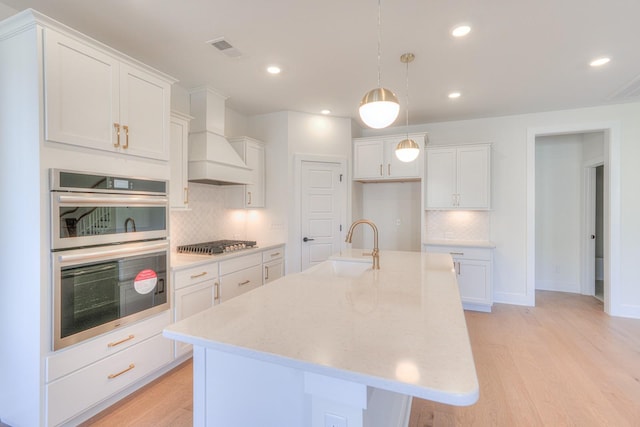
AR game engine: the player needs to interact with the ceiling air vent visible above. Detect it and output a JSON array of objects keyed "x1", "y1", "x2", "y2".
[
  {"x1": 207, "y1": 37, "x2": 242, "y2": 58},
  {"x1": 608, "y1": 73, "x2": 640, "y2": 101}
]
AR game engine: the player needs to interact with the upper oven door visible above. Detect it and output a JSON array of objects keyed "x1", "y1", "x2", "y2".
[{"x1": 51, "y1": 192, "x2": 168, "y2": 250}]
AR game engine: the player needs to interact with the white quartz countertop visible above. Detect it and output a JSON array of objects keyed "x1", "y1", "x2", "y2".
[
  {"x1": 170, "y1": 242, "x2": 285, "y2": 270},
  {"x1": 424, "y1": 239, "x2": 496, "y2": 248},
  {"x1": 163, "y1": 249, "x2": 479, "y2": 406}
]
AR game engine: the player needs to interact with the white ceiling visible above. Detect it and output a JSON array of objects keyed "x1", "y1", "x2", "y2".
[{"x1": 2, "y1": 0, "x2": 640, "y2": 127}]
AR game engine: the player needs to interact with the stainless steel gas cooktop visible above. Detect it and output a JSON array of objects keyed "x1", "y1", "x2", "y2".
[{"x1": 177, "y1": 240, "x2": 257, "y2": 255}]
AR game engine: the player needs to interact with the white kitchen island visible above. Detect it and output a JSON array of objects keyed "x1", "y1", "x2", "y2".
[{"x1": 163, "y1": 250, "x2": 478, "y2": 427}]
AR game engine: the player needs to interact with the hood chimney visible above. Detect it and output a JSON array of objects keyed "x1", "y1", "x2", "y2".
[{"x1": 188, "y1": 87, "x2": 252, "y2": 185}]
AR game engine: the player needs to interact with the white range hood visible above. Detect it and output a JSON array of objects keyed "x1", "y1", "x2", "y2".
[{"x1": 188, "y1": 87, "x2": 252, "y2": 185}]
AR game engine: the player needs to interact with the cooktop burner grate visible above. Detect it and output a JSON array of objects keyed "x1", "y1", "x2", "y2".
[{"x1": 177, "y1": 240, "x2": 257, "y2": 255}]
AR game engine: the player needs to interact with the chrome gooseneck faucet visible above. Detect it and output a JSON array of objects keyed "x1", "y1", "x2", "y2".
[{"x1": 345, "y1": 219, "x2": 380, "y2": 269}]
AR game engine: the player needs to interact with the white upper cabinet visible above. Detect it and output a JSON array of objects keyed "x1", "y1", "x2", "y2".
[
  {"x1": 353, "y1": 134, "x2": 424, "y2": 181},
  {"x1": 170, "y1": 111, "x2": 192, "y2": 209},
  {"x1": 226, "y1": 137, "x2": 265, "y2": 208},
  {"x1": 43, "y1": 29, "x2": 172, "y2": 161},
  {"x1": 425, "y1": 144, "x2": 491, "y2": 210}
]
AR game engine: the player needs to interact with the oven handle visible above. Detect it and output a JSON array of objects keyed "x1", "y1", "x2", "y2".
[
  {"x1": 56, "y1": 242, "x2": 168, "y2": 263},
  {"x1": 55, "y1": 194, "x2": 168, "y2": 206}
]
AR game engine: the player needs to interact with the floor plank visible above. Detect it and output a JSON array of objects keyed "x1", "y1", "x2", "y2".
[{"x1": 86, "y1": 291, "x2": 640, "y2": 426}]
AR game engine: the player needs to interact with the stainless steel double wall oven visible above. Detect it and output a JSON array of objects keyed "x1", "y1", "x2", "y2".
[{"x1": 50, "y1": 169, "x2": 170, "y2": 350}]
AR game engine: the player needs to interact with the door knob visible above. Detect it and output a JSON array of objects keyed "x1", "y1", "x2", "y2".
[{"x1": 303, "y1": 237, "x2": 315, "y2": 242}]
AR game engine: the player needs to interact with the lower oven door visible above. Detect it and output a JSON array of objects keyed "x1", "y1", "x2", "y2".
[{"x1": 52, "y1": 240, "x2": 169, "y2": 351}]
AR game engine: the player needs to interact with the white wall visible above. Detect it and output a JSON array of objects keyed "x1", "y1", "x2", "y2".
[
  {"x1": 358, "y1": 182, "x2": 421, "y2": 251},
  {"x1": 362, "y1": 102, "x2": 640, "y2": 317},
  {"x1": 249, "y1": 111, "x2": 353, "y2": 273},
  {"x1": 535, "y1": 134, "x2": 583, "y2": 293}
]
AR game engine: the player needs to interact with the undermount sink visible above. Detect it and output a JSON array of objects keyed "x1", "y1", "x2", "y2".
[{"x1": 304, "y1": 259, "x2": 373, "y2": 278}]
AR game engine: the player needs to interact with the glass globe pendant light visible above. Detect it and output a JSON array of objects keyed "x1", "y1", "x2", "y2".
[
  {"x1": 395, "y1": 52, "x2": 420, "y2": 162},
  {"x1": 359, "y1": 0, "x2": 399, "y2": 129}
]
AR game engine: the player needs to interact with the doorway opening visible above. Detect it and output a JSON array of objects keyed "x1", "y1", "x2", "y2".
[{"x1": 527, "y1": 122, "x2": 620, "y2": 315}]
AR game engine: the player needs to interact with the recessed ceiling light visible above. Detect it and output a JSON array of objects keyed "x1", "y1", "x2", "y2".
[
  {"x1": 590, "y1": 57, "x2": 610, "y2": 67},
  {"x1": 321, "y1": 109, "x2": 331, "y2": 115},
  {"x1": 452, "y1": 25, "x2": 471, "y2": 37},
  {"x1": 267, "y1": 65, "x2": 281, "y2": 74},
  {"x1": 448, "y1": 91, "x2": 461, "y2": 99}
]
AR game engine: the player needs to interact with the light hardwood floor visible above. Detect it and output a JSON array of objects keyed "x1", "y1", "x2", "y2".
[{"x1": 83, "y1": 291, "x2": 640, "y2": 426}]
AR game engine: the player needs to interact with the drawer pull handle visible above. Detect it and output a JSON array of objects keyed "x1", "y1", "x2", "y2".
[
  {"x1": 238, "y1": 280, "x2": 251, "y2": 286},
  {"x1": 214, "y1": 282, "x2": 219, "y2": 300},
  {"x1": 270, "y1": 252, "x2": 281, "y2": 257},
  {"x1": 107, "y1": 334, "x2": 135, "y2": 348},
  {"x1": 265, "y1": 266, "x2": 269, "y2": 280},
  {"x1": 449, "y1": 252, "x2": 464, "y2": 256},
  {"x1": 108, "y1": 363, "x2": 135, "y2": 379},
  {"x1": 190, "y1": 272, "x2": 208, "y2": 279}
]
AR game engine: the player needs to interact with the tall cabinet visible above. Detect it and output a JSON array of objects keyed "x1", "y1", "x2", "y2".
[{"x1": 0, "y1": 10, "x2": 175, "y2": 427}]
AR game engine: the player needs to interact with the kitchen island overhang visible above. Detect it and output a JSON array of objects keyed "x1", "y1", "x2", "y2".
[{"x1": 164, "y1": 250, "x2": 479, "y2": 426}]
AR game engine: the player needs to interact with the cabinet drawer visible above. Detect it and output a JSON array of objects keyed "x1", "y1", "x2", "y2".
[
  {"x1": 46, "y1": 310, "x2": 170, "y2": 382},
  {"x1": 220, "y1": 253, "x2": 261, "y2": 276},
  {"x1": 174, "y1": 261, "x2": 218, "y2": 290},
  {"x1": 219, "y1": 264, "x2": 262, "y2": 302},
  {"x1": 47, "y1": 333, "x2": 173, "y2": 427},
  {"x1": 262, "y1": 246, "x2": 284, "y2": 263},
  {"x1": 425, "y1": 245, "x2": 492, "y2": 261}
]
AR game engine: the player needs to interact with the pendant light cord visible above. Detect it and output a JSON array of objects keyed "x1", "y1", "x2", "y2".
[
  {"x1": 376, "y1": 0, "x2": 382, "y2": 87},
  {"x1": 405, "y1": 57, "x2": 410, "y2": 138}
]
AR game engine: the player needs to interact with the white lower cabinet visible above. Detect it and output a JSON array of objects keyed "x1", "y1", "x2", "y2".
[
  {"x1": 219, "y1": 253, "x2": 263, "y2": 302},
  {"x1": 425, "y1": 245, "x2": 493, "y2": 312},
  {"x1": 172, "y1": 262, "x2": 218, "y2": 357},
  {"x1": 45, "y1": 314, "x2": 173, "y2": 426},
  {"x1": 174, "y1": 280, "x2": 216, "y2": 357},
  {"x1": 263, "y1": 246, "x2": 285, "y2": 284}
]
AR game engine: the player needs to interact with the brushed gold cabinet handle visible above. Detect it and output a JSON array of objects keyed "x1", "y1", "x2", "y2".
[
  {"x1": 238, "y1": 280, "x2": 250, "y2": 286},
  {"x1": 449, "y1": 252, "x2": 464, "y2": 256},
  {"x1": 379, "y1": 164, "x2": 383, "y2": 176},
  {"x1": 190, "y1": 271, "x2": 207, "y2": 279},
  {"x1": 113, "y1": 123, "x2": 121, "y2": 147},
  {"x1": 108, "y1": 363, "x2": 135, "y2": 379},
  {"x1": 107, "y1": 334, "x2": 134, "y2": 348},
  {"x1": 247, "y1": 191, "x2": 252, "y2": 205},
  {"x1": 388, "y1": 163, "x2": 391, "y2": 176},
  {"x1": 265, "y1": 266, "x2": 269, "y2": 280},
  {"x1": 122, "y1": 125, "x2": 129, "y2": 149},
  {"x1": 184, "y1": 187, "x2": 189, "y2": 204},
  {"x1": 214, "y1": 282, "x2": 219, "y2": 300},
  {"x1": 270, "y1": 252, "x2": 280, "y2": 257}
]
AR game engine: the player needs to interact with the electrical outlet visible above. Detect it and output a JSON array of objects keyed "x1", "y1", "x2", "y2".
[{"x1": 324, "y1": 412, "x2": 347, "y2": 427}]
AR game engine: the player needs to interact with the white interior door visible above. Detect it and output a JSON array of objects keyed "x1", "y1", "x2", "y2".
[{"x1": 301, "y1": 161, "x2": 344, "y2": 271}]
